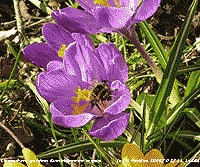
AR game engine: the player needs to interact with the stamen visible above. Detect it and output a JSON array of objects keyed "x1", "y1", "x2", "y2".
[
  {"x1": 94, "y1": 0, "x2": 111, "y2": 7},
  {"x1": 114, "y1": 0, "x2": 120, "y2": 8},
  {"x1": 71, "y1": 86, "x2": 95, "y2": 115},
  {"x1": 73, "y1": 86, "x2": 92, "y2": 103},
  {"x1": 58, "y1": 44, "x2": 66, "y2": 57},
  {"x1": 94, "y1": 0, "x2": 120, "y2": 8},
  {"x1": 71, "y1": 103, "x2": 90, "y2": 115}
]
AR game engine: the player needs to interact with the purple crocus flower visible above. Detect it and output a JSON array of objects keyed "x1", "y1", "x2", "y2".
[
  {"x1": 23, "y1": 22, "x2": 94, "y2": 69},
  {"x1": 23, "y1": 23, "x2": 131, "y2": 141},
  {"x1": 51, "y1": 0, "x2": 161, "y2": 34}
]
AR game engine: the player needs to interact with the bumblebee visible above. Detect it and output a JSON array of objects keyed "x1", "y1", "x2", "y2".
[{"x1": 89, "y1": 80, "x2": 113, "y2": 112}]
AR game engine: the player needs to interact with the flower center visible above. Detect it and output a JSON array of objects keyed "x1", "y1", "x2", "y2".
[
  {"x1": 71, "y1": 80, "x2": 113, "y2": 115},
  {"x1": 71, "y1": 86, "x2": 92, "y2": 115},
  {"x1": 72, "y1": 86, "x2": 92, "y2": 103},
  {"x1": 94, "y1": 0, "x2": 120, "y2": 8},
  {"x1": 58, "y1": 44, "x2": 66, "y2": 57}
]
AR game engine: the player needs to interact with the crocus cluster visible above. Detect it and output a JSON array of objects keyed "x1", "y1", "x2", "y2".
[
  {"x1": 23, "y1": 22, "x2": 131, "y2": 141},
  {"x1": 50, "y1": 0, "x2": 163, "y2": 85},
  {"x1": 23, "y1": 0, "x2": 161, "y2": 141}
]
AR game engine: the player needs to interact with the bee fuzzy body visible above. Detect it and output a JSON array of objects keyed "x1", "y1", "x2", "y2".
[{"x1": 88, "y1": 79, "x2": 113, "y2": 112}]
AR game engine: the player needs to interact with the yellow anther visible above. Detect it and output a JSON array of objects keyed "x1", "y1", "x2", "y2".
[
  {"x1": 71, "y1": 86, "x2": 93, "y2": 115},
  {"x1": 71, "y1": 103, "x2": 90, "y2": 115},
  {"x1": 73, "y1": 86, "x2": 92, "y2": 103},
  {"x1": 58, "y1": 44, "x2": 66, "y2": 57},
  {"x1": 94, "y1": 0, "x2": 111, "y2": 7},
  {"x1": 114, "y1": 0, "x2": 120, "y2": 8},
  {"x1": 94, "y1": 0, "x2": 120, "y2": 8}
]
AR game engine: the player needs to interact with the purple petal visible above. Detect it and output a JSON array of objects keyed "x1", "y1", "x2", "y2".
[
  {"x1": 42, "y1": 23, "x2": 74, "y2": 52},
  {"x1": 134, "y1": 0, "x2": 161, "y2": 23},
  {"x1": 63, "y1": 42, "x2": 82, "y2": 78},
  {"x1": 110, "y1": 53, "x2": 128, "y2": 83},
  {"x1": 35, "y1": 66, "x2": 80, "y2": 102},
  {"x1": 51, "y1": 8, "x2": 104, "y2": 34},
  {"x1": 104, "y1": 81, "x2": 131, "y2": 115},
  {"x1": 91, "y1": 6, "x2": 134, "y2": 29},
  {"x1": 47, "y1": 60, "x2": 65, "y2": 72},
  {"x1": 72, "y1": 33, "x2": 95, "y2": 53},
  {"x1": 75, "y1": 0, "x2": 134, "y2": 11},
  {"x1": 96, "y1": 43, "x2": 128, "y2": 83},
  {"x1": 50, "y1": 102, "x2": 97, "y2": 127},
  {"x1": 100, "y1": 80, "x2": 130, "y2": 115},
  {"x1": 73, "y1": 40, "x2": 106, "y2": 84},
  {"x1": 88, "y1": 112, "x2": 131, "y2": 141},
  {"x1": 118, "y1": 0, "x2": 140, "y2": 8},
  {"x1": 23, "y1": 43, "x2": 62, "y2": 69}
]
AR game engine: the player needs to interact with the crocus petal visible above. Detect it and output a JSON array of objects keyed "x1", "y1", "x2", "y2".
[
  {"x1": 75, "y1": 0, "x2": 140, "y2": 12},
  {"x1": 134, "y1": 0, "x2": 161, "y2": 23},
  {"x1": 119, "y1": 0, "x2": 140, "y2": 9},
  {"x1": 35, "y1": 66, "x2": 80, "y2": 102},
  {"x1": 52, "y1": 0, "x2": 161, "y2": 34},
  {"x1": 63, "y1": 42, "x2": 82, "y2": 78},
  {"x1": 47, "y1": 60, "x2": 65, "y2": 72},
  {"x1": 121, "y1": 143, "x2": 144, "y2": 161},
  {"x1": 22, "y1": 148, "x2": 45, "y2": 167},
  {"x1": 50, "y1": 102, "x2": 97, "y2": 127},
  {"x1": 42, "y1": 23, "x2": 74, "y2": 52},
  {"x1": 144, "y1": 149, "x2": 163, "y2": 167},
  {"x1": 118, "y1": 162, "x2": 132, "y2": 167},
  {"x1": 73, "y1": 40, "x2": 106, "y2": 84},
  {"x1": 88, "y1": 112, "x2": 130, "y2": 141},
  {"x1": 91, "y1": 6, "x2": 134, "y2": 29},
  {"x1": 72, "y1": 33, "x2": 95, "y2": 53},
  {"x1": 23, "y1": 43, "x2": 62, "y2": 69},
  {"x1": 104, "y1": 81, "x2": 131, "y2": 115},
  {"x1": 3, "y1": 162, "x2": 27, "y2": 167},
  {"x1": 51, "y1": 8, "x2": 105, "y2": 34},
  {"x1": 110, "y1": 54, "x2": 128, "y2": 82},
  {"x1": 96, "y1": 42, "x2": 128, "y2": 83}
]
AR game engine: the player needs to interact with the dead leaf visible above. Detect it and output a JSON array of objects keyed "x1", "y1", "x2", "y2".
[{"x1": 0, "y1": 28, "x2": 18, "y2": 41}]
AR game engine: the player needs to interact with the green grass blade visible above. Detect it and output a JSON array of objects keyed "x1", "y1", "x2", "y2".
[
  {"x1": 145, "y1": 0, "x2": 198, "y2": 149},
  {"x1": 138, "y1": 21, "x2": 168, "y2": 65},
  {"x1": 36, "y1": 140, "x2": 127, "y2": 159},
  {"x1": 183, "y1": 58, "x2": 200, "y2": 106},
  {"x1": 0, "y1": 43, "x2": 22, "y2": 102},
  {"x1": 138, "y1": 20, "x2": 181, "y2": 107},
  {"x1": 157, "y1": 85, "x2": 200, "y2": 149},
  {"x1": 176, "y1": 65, "x2": 200, "y2": 76},
  {"x1": 147, "y1": 131, "x2": 200, "y2": 142},
  {"x1": 183, "y1": 108, "x2": 200, "y2": 128}
]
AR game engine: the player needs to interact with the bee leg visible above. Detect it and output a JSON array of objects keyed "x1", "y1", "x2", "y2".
[
  {"x1": 100, "y1": 100, "x2": 106, "y2": 108},
  {"x1": 95, "y1": 102, "x2": 103, "y2": 112},
  {"x1": 91, "y1": 102, "x2": 96, "y2": 110}
]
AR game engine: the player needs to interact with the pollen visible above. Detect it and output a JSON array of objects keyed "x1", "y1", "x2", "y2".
[
  {"x1": 58, "y1": 44, "x2": 66, "y2": 57},
  {"x1": 94, "y1": 0, "x2": 120, "y2": 8},
  {"x1": 114, "y1": 0, "x2": 120, "y2": 8},
  {"x1": 71, "y1": 86, "x2": 92, "y2": 115},
  {"x1": 71, "y1": 103, "x2": 90, "y2": 115},
  {"x1": 94, "y1": 0, "x2": 111, "y2": 7},
  {"x1": 72, "y1": 86, "x2": 92, "y2": 103}
]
